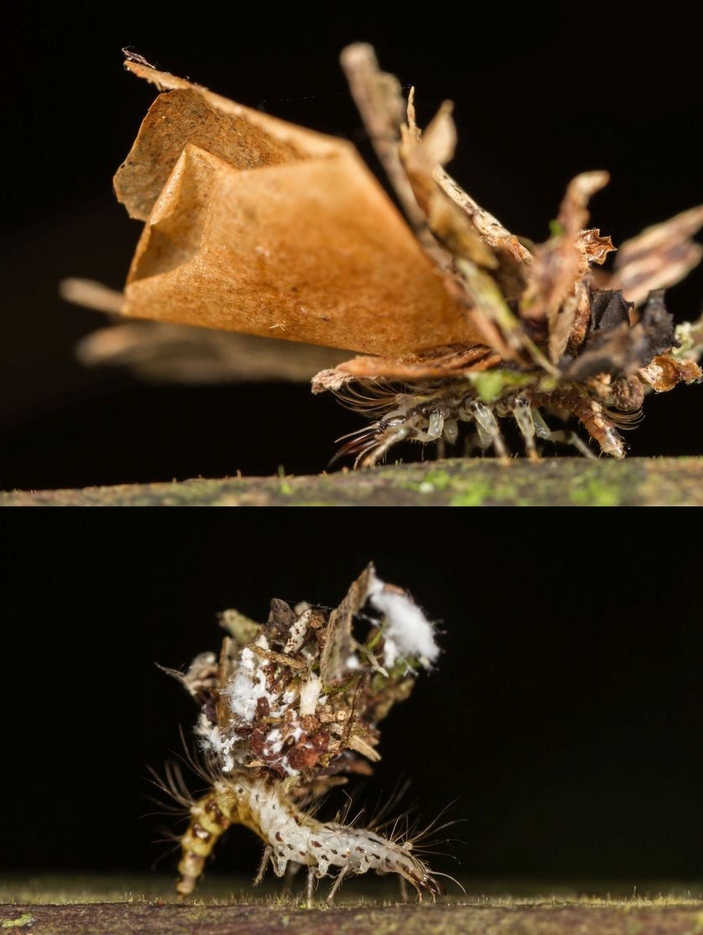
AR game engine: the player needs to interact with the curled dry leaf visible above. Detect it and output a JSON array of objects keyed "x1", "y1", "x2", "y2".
[
  {"x1": 60, "y1": 279, "x2": 352, "y2": 384},
  {"x1": 64, "y1": 45, "x2": 703, "y2": 465}
]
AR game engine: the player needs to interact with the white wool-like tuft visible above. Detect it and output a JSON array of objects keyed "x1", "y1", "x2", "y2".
[
  {"x1": 225, "y1": 642, "x2": 281, "y2": 722},
  {"x1": 299, "y1": 675, "x2": 322, "y2": 715},
  {"x1": 367, "y1": 571, "x2": 440, "y2": 669}
]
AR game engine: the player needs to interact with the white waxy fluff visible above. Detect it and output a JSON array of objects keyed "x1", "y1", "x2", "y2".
[
  {"x1": 263, "y1": 728, "x2": 284, "y2": 755},
  {"x1": 366, "y1": 572, "x2": 440, "y2": 669},
  {"x1": 225, "y1": 643, "x2": 281, "y2": 722},
  {"x1": 299, "y1": 675, "x2": 322, "y2": 715},
  {"x1": 198, "y1": 722, "x2": 241, "y2": 772}
]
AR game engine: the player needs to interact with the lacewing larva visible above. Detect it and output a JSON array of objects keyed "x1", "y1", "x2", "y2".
[
  {"x1": 158, "y1": 565, "x2": 454, "y2": 906},
  {"x1": 64, "y1": 45, "x2": 703, "y2": 466}
]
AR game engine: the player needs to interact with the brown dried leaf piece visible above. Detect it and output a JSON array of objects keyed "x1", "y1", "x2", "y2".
[
  {"x1": 62, "y1": 278, "x2": 350, "y2": 383},
  {"x1": 607, "y1": 205, "x2": 703, "y2": 305},
  {"x1": 112, "y1": 59, "x2": 484, "y2": 358}
]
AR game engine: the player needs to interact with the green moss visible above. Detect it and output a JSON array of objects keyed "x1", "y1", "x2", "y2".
[
  {"x1": 448, "y1": 482, "x2": 492, "y2": 506},
  {"x1": 2, "y1": 915, "x2": 35, "y2": 929},
  {"x1": 568, "y1": 477, "x2": 621, "y2": 506},
  {"x1": 416, "y1": 469, "x2": 454, "y2": 491}
]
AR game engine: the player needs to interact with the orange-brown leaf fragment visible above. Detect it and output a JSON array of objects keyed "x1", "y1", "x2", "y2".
[{"x1": 113, "y1": 60, "x2": 486, "y2": 358}]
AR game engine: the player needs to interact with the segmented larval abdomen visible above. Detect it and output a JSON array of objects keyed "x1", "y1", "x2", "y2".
[
  {"x1": 301, "y1": 824, "x2": 433, "y2": 885},
  {"x1": 249, "y1": 779, "x2": 441, "y2": 899}
]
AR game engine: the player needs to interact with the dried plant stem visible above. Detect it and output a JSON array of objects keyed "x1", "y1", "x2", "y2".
[{"x1": 340, "y1": 43, "x2": 428, "y2": 234}]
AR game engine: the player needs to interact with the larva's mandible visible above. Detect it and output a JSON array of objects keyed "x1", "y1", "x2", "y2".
[{"x1": 162, "y1": 565, "x2": 444, "y2": 906}]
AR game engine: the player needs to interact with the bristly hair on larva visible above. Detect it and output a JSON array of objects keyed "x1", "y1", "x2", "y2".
[{"x1": 156, "y1": 565, "x2": 458, "y2": 907}]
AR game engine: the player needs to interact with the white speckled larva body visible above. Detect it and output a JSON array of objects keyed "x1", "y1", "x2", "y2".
[{"x1": 165, "y1": 565, "x2": 443, "y2": 905}]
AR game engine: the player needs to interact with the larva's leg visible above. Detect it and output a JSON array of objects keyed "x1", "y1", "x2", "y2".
[
  {"x1": 326, "y1": 867, "x2": 348, "y2": 903},
  {"x1": 511, "y1": 398, "x2": 539, "y2": 461},
  {"x1": 398, "y1": 875, "x2": 410, "y2": 902},
  {"x1": 469, "y1": 401, "x2": 509, "y2": 460},
  {"x1": 306, "y1": 868, "x2": 318, "y2": 908},
  {"x1": 254, "y1": 845, "x2": 273, "y2": 886},
  {"x1": 359, "y1": 422, "x2": 410, "y2": 467},
  {"x1": 177, "y1": 789, "x2": 233, "y2": 898},
  {"x1": 281, "y1": 860, "x2": 303, "y2": 895},
  {"x1": 544, "y1": 427, "x2": 598, "y2": 459},
  {"x1": 531, "y1": 409, "x2": 598, "y2": 459}
]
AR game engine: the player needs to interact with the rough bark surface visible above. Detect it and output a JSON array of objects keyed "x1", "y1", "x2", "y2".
[
  {"x1": 5, "y1": 901, "x2": 703, "y2": 935},
  {"x1": 2, "y1": 457, "x2": 703, "y2": 506},
  {"x1": 3, "y1": 876, "x2": 703, "y2": 935}
]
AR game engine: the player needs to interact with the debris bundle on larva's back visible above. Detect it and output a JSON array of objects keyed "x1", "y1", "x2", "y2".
[{"x1": 164, "y1": 565, "x2": 443, "y2": 906}]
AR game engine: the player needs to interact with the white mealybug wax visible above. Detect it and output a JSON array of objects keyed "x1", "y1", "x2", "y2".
[
  {"x1": 299, "y1": 675, "x2": 322, "y2": 716},
  {"x1": 366, "y1": 570, "x2": 440, "y2": 669}
]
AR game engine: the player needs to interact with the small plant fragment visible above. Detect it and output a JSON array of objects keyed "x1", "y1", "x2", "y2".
[
  {"x1": 159, "y1": 565, "x2": 444, "y2": 906},
  {"x1": 64, "y1": 46, "x2": 703, "y2": 465}
]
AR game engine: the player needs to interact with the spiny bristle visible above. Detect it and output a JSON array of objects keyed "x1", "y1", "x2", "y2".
[
  {"x1": 608, "y1": 407, "x2": 644, "y2": 429},
  {"x1": 332, "y1": 379, "x2": 403, "y2": 412}
]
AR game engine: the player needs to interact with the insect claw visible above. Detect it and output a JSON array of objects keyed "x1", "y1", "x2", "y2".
[
  {"x1": 421, "y1": 876, "x2": 442, "y2": 901},
  {"x1": 426, "y1": 875, "x2": 445, "y2": 899}
]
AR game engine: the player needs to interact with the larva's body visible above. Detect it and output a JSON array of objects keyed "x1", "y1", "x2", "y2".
[
  {"x1": 177, "y1": 778, "x2": 439, "y2": 904},
  {"x1": 332, "y1": 377, "x2": 645, "y2": 466},
  {"x1": 164, "y1": 565, "x2": 444, "y2": 906}
]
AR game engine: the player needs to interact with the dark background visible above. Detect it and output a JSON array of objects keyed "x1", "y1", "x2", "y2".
[
  {"x1": 3, "y1": 511, "x2": 703, "y2": 887},
  {"x1": 2, "y1": 3, "x2": 703, "y2": 491}
]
